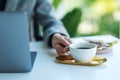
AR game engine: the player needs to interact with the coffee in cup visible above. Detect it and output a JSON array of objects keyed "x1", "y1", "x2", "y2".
[{"x1": 67, "y1": 42, "x2": 97, "y2": 63}]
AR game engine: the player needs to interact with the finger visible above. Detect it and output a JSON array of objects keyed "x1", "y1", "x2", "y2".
[
  {"x1": 63, "y1": 47, "x2": 69, "y2": 52},
  {"x1": 58, "y1": 37, "x2": 71, "y2": 47},
  {"x1": 64, "y1": 37, "x2": 72, "y2": 44},
  {"x1": 54, "y1": 44, "x2": 65, "y2": 55}
]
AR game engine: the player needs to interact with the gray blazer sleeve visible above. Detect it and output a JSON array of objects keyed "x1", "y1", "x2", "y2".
[{"x1": 34, "y1": 0, "x2": 69, "y2": 47}]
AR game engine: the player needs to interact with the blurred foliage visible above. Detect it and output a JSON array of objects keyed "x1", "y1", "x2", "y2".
[
  {"x1": 52, "y1": 0, "x2": 119, "y2": 38},
  {"x1": 53, "y1": 0, "x2": 62, "y2": 9},
  {"x1": 98, "y1": 14, "x2": 119, "y2": 38},
  {"x1": 61, "y1": 8, "x2": 82, "y2": 37},
  {"x1": 91, "y1": 0, "x2": 119, "y2": 16},
  {"x1": 84, "y1": 0, "x2": 96, "y2": 6}
]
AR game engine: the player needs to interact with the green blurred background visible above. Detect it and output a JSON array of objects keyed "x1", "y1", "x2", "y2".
[{"x1": 52, "y1": 0, "x2": 120, "y2": 38}]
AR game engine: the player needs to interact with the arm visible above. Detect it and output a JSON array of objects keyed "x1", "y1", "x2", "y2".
[{"x1": 34, "y1": 0, "x2": 72, "y2": 55}]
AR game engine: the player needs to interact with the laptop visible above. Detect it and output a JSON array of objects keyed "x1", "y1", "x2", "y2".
[{"x1": 0, "y1": 12, "x2": 37, "y2": 72}]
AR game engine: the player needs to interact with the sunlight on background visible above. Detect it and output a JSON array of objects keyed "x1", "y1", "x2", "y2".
[
  {"x1": 113, "y1": 10, "x2": 120, "y2": 21},
  {"x1": 78, "y1": 21, "x2": 99, "y2": 34},
  {"x1": 53, "y1": 0, "x2": 120, "y2": 38}
]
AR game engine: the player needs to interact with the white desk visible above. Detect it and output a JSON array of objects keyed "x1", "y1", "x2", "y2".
[{"x1": 0, "y1": 35, "x2": 120, "y2": 80}]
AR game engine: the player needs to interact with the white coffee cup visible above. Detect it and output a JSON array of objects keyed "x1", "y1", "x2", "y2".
[{"x1": 68, "y1": 42, "x2": 97, "y2": 63}]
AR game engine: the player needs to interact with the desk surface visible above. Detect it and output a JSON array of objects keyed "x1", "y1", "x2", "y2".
[{"x1": 0, "y1": 35, "x2": 119, "y2": 80}]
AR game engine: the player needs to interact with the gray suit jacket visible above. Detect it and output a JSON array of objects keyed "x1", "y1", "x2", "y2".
[{"x1": 4, "y1": 0, "x2": 69, "y2": 47}]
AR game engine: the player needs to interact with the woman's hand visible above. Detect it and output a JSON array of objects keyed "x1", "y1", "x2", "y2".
[{"x1": 51, "y1": 33, "x2": 72, "y2": 56}]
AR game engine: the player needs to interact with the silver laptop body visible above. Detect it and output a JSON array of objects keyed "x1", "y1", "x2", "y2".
[{"x1": 0, "y1": 12, "x2": 36, "y2": 72}]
